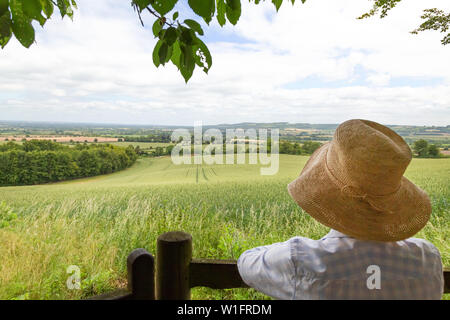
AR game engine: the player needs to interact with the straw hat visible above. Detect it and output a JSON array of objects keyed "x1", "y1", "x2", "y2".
[{"x1": 287, "y1": 119, "x2": 431, "y2": 242}]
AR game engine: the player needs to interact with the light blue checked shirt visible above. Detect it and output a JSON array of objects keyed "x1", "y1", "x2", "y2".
[{"x1": 237, "y1": 229, "x2": 444, "y2": 300}]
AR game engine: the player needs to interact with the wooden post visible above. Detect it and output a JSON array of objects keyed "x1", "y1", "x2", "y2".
[
  {"x1": 156, "y1": 231, "x2": 192, "y2": 300},
  {"x1": 444, "y1": 268, "x2": 450, "y2": 294},
  {"x1": 127, "y1": 248, "x2": 155, "y2": 300}
]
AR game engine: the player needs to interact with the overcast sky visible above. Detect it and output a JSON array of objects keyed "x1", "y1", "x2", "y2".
[{"x1": 0, "y1": 0, "x2": 449, "y2": 126}]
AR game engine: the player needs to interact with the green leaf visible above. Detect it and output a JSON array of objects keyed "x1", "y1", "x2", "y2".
[
  {"x1": 225, "y1": 0, "x2": 241, "y2": 25},
  {"x1": 151, "y1": 0, "x2": 177, "y2": 16},
  {"x1": 40, "y1": 0, "x2": 54, "y2": 18},
  {"x1": 272, "y1": 0, "x2": 282, "y2": 11},
  {"x1": 0, "y1": 0, "x2": 8, "y2": 17},
  {"x1": 195, "y1": 37, "x2": 212, "y2": 72},
  {"x1": 152, "y1": 19, "x2": 162, "y2": 38},
  {"x1": 158, "y1": 41, "x2": 169, "y2": 64},
  {"x1": 180, "y1": 26, "x2": 195, "y2": 45},
  {"x1": 216, "y1": 0, "x2": 226, "y2": 26},
  {"x1": 152, "y1": 39, "x2": 162, "y2": 67},
  {"x1": 163, "y1": 26, "x2": 177, "y2": 45},
  {"x1": 10, "y1": 0, "x2": 35, "y2": 48},
  {"x1": 23, "y1": 0, "x2": 42, "y2": 20},
  {"x1": 132, "y1": 0, "x2": 151, "y2": 12},
  {"x1": 180, "y1": 61, "x2": 194, "y2": 83},
  {"x1": 64, "y1": 0, "x2": 74, "y2": 19},
  {"x1": 56, "y1": 0, "x2": 67, "y2": 17},
  {"x1": 172, "y1": 11, "x2": 178, "y2": 20},
  {"x1": 55, "y1": 0, "x2": 75, "y2": 19},
  {"x1": 170, "y1": 40, "x2": 181, "y2": 69},
  {"x1": 0, "y1": 10, "x2": 12, "y2": 49},
  {"x1": 188, "y1": 0, "x2": 215, "y2": 24},
  {"x1": 226, "y1": 0, "x2": 240, "y2": 10},
  {"x1": 182, "y1": 46, "x2": 194, "y2": 69},
  {"x1": 23, "y1": 0, "x2": 46, "y2": 26},
  {"x1": 180, "y1": 44, "x2": 195, "y2": 82},
  {"x1": 164, "y1": 44, "x2": 173, "y2": 63},
  {"x1": 158, "y1": 28, "x2": 166, "y2": 39},
  {"x1": 184, "y1": 19, "x2": 204, "y2": 35}
]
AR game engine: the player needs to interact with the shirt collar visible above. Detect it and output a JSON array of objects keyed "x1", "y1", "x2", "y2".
[{"x1": 321, "y1": 229, "x2": 352, "y2": 239}]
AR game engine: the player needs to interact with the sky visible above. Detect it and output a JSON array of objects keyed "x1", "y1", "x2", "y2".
[{"x1": 0, "y1": 0, "x2": 449, "y2": 126}]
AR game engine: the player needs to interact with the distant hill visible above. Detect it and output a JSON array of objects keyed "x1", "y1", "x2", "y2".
[{"x1": 1, "y1": 121, "x2": 449, "y2": 145}]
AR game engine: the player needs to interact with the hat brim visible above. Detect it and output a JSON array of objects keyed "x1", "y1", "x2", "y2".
[{"x1": 287, "y1": 143, "x2": 431, "y2": 242}]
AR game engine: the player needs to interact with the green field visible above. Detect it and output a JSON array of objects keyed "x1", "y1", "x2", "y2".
[{"x1": 0, "y1": 155, "x2": 448, "y2": 300}]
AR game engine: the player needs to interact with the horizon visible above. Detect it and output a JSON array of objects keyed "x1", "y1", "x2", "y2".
[{"x1": 0, "y1": 119, "x2": 449, "y2": 128}]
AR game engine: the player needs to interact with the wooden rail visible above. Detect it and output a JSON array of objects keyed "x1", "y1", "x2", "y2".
[{"x1": 90, "y1": 231, "x2": 450, "y2": 300}]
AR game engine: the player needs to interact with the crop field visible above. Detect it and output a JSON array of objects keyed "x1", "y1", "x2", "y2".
[
  {"x1": 0, "y1": 136, "x2": 118, "y2": 143},
  {"x1": 0, "y1": 155, "x2": 448, "y2": 300}
]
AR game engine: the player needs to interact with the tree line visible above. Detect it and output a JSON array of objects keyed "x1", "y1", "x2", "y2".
[
  {"x1": 279, "y1": 141, "x2": 322, "y2": 155},
  {"x1": 134, "y1": 145, "x2": 174, "y2": 157},
  {"x1": 171, "y1": 140, "x2": 323, "y2": 156},
  {"x1": 412, "y1": 139, "x2": 444, "y2": 158},
  {"x1": 0, "y1": 140, "x2": 137, "y2": 186},
  {"x1": 118, "y1": 133, "x2": 172, "y2": 143}
]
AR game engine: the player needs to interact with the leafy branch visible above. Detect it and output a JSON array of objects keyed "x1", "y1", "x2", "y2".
[
  {"x1": 411, "y1": 8, "x2": 450, "y2": 46},
  {"x1": 132, "y1": 0, "x2": 213, "y2": 83},
  {"x1": 357, "y1": 0, "x2": 402, "y2": 19},
  {"x1": 0, "y1": 0, "x2": 77, "y2": 49},
  {"x1": 359, "y1": 0, "x2": 449, "y2": 46},
  {"x1": 0, "y1": 0, "x2": 448, "y2": 84}
]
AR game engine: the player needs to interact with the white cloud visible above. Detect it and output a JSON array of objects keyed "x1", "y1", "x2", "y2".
[
  {"x1": 367, "y1": 73, "x2": 391, "y2": 87},
  {"x1": 0, "y1": 0, "x2": 449, "y2": 126}
]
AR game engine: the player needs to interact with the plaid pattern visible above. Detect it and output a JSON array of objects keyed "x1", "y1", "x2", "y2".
[{"x1": 237, "y1": 230, "x2": 444, "y2": 300}]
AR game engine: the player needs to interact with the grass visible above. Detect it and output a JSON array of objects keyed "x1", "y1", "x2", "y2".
[
  {"x1": 0, "y1": 155, "x2": 448, "y2": 300},
  {"x1": 0, "y1": 140, "x2": 23, "y2": 145}
]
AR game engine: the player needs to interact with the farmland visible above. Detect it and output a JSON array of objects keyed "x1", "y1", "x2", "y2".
[
  {"x1": 0, "y1": 136, "x2": 118, "y2": 143},
  {"x1": 0, "y1": 155, "x2": 449, "y2": 300},
  {"x1": 2, "y1": 121, "x2": 449, "y2": 146}
]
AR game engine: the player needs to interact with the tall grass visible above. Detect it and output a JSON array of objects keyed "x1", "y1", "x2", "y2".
[{"x1": 0, "y1": 155, "x2": 448, "y2": 299}]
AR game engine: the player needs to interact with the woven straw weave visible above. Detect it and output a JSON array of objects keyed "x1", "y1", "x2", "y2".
[{"x1": 288, "y1": 119, "x2": 431, "y2": 242}]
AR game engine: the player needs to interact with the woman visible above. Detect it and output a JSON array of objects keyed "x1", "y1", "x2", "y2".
[{"x1": 237, "y1": 119, "x2": 444, "y2": 300}]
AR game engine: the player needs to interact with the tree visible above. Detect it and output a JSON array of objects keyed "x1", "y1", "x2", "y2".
[
  {"x1": 412, "y1": 139, "x2": 442, "y2": 158},
  {"x1": 427, "y1": 144, "x2": 441, "y2": 157},
  {"x1": 413, "y1": 139, "x2": 429, "y2": 157},
  {"x1": 1, "y1": 0, "x2": 448, "y2": 83},
  {"x1": 302, "y1": 141, "x2": 321, "y2": 154},
  {"x1": 134, "y1": 145, "x2": 143, "y2": 155},
  {"x1": 154, "y1": 146, "x2": 164, "y2": 156},
  {"x1": 0, "y1": 140, "x2": 138, "y2": 186},
  {"x1": 166, "y1": 144, "x2": 174, "y2": 155}
]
